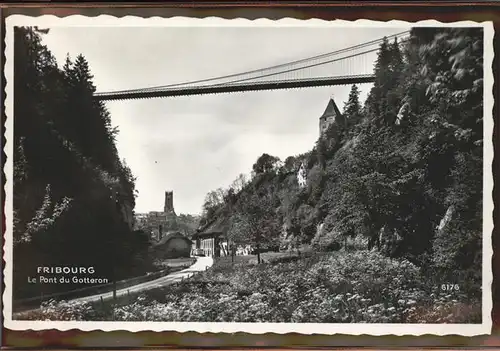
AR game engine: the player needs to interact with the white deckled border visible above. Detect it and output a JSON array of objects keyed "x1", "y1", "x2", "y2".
[{"x1": 3, "y1": 15, "x2": 494, "y2": 336}]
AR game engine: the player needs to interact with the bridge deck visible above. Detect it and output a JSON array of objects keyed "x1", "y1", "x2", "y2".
[{"x1": 93, "y1": 74, "x2": 375, "y2": 101}]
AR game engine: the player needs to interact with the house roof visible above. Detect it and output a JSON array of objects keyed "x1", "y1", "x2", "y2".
[
  {"x1": 192, "y1": 231, "x2": 223, "y2": 239},
  {"x1": 320, "y1": 98, "x2": 342, "y2": 120},
  {"x1": 194, "y1": 214, "x2": 229, "y2": 239},
  {"x1": 153, "y1": 231, "x2": 192, "y2": 247}
]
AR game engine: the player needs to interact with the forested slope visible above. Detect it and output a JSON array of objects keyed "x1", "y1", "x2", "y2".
[
  {"x1": 201, "y1": 27, "x2": 484, "y2": 291},
  {"x1": 12, "y1": 27, "x2": 152, "y2": 299}
]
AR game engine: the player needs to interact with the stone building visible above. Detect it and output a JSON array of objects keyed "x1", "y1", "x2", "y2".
[
  {"x1": 164, "y1": 190, "x2": 174, "y2": 213},
  {"x1": 134, "y1": 190, "x2": 179, "y2": 241},
  {"x1": 319, "y1": 97, "x2": 344, "y2": 137}
]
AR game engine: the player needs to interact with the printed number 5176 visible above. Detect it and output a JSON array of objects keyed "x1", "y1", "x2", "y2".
[{"x1": 441, "y1": 284, "x2": 460, "y2": 291}]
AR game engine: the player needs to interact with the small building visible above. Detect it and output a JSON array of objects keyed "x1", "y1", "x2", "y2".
[
  {"x1": 191, "y1": 232, "x2": 229, "y2": 258},
  {"x1": 153, "y1": 231, "x2": 192, "y2": 259},
  {"x1": 192, "y1": 216, "x2": 229, "y2": 258},
  {"x1": 236, "y1": 245, "x2": 252, "y2": 256},
  {"x1": 297, "y1": 162, "x2": 307, "y2": 188}
]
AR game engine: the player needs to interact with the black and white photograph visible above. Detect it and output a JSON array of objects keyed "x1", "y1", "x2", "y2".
[{"x1": 3, "y1": 16, "x2": 494, "y2": 335}]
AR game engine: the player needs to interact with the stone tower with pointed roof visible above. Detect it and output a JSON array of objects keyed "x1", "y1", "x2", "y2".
[{"x1": 319, "y1": 97, "x2": 344, "y2": 137}]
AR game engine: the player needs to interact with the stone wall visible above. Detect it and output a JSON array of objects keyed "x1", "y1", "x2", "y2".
[{"x1": 319, "y1": 115, "x2": 337, "y2": 136}]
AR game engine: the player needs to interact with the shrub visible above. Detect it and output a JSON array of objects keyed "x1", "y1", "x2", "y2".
[
  {"x1": 24, "y1": 250, "x2": 480, "y2": 323},
  {"x1": 326, "y1": 241, "x2": 341, "y2": 251},
  {"x1": 268, "y1": 255, "x2": 301, "y2": 265}
]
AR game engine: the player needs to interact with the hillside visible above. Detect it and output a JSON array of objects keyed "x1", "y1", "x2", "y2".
[
  {"x1": 200, "y1": 27, "x2": 483, "y2": 287},
  {"x1": 12, "y1": 27, "x2": 153, "y2": 299}
]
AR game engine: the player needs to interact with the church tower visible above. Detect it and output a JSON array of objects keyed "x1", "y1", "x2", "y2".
[
  {"x1": 319, "y1": 97, "x2": 344, "y2": 137},
  {"x1": 164, "y1": 191, "x2": 174, "y2": 213}
]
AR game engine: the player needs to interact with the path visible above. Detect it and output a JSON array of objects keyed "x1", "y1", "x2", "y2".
[{"x1": 70, "y1": 256, "x2": 213, "y2": 304}]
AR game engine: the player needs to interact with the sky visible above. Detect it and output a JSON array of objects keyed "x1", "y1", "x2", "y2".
[{"x1": 41, "y1": 25, "x2": 408, "y2": 215}]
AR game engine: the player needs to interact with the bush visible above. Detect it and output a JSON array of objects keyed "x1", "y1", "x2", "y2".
[
  {"x1": 326, "y1": 241, "x2": 341, "y2": 251},
  {"x1": 16, "y1": 299, "x2": 99, "y2": 321},
  {"x1": 24, "y1": 250, "x2": 480, "y2": 323},
  {"x1": 268, "y1": 255, "x2": 301, "y2": 265}
]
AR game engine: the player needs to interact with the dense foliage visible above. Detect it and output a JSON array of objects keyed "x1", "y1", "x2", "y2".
[
  {"x1": 201, "y1": 27, "x2": 484, "y2": 291},
  {"x1": 12, "y1": 27, "x2": 484, "y2": 324},
  {"x1": 22, "y1": 250, "x2": 480, "y2": 323},
  {"x1": 176, "y1": 214, "x2": 201, "y2": 236},
  {"x1": 13, "y1": 27, "x2": 153, "y2": 299}
]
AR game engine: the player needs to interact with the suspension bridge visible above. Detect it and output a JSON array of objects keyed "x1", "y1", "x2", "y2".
[{"x1": 93, "y1": 31, "x2": 409, "y2": 101}]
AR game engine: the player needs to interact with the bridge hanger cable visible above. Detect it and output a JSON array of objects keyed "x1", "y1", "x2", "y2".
[
  {"x1": 94, "y1": 30, "x2": 410, "y2": 96},
  {"x1": 138, "y1": 30, "x2": 410, "y2": 92},
  {"x1": 116, "y1": 30, "x2": 409, "y2": 93},
  {"x1": 206, "y1": 47, "x2": 381, "y2": 87}
]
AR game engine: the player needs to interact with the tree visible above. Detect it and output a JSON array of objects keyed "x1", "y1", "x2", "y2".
[
  {"x1": 230, "y1": 173, "x2": 248, "y2": 193},
  {"x1": 343, "y1": 84, "x2": 362, "y2": 131},
  {"x1": 365, "y1": 36, "x2": 405, "y2": 126},
  {"x1": 202, "y1": 188, "x2": 226, "y2": 218},
  {"x1": 365, "y1": 37, "x2": 390, "y2": 120},
  {"x1": 228, "y1": 189, "x2": 281, "y2": 264},
  {"x1": 12, "y1": 26, "x2": 150, "y2": 299},
  {"x1": 176, "y1": 214, "x2": 201, "y2": 236},
  {"x1": 252, "y1": 153, "x2": 281, "y2": 175},
  {"x1": 384, "y1": 37, "x2": 405, "y2": 124},
  {"x1": 315, "y1": 138, "x2": 327, "y2": 169}
]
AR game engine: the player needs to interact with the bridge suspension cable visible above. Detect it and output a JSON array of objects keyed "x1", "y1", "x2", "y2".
[
  {"x1": 131, "y1": 29, "x2": 410, "y2": 92},
  {"x1": 203, "y1": 47, "x2": 380, "y2": 87},
  {"x1": 94, "y1": 30, "x2": 410, "y2": 100}
]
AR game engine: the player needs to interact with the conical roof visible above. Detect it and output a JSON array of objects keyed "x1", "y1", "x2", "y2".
[{"x1": 320, "y1": 98, "x2": 342, "y2": 119}]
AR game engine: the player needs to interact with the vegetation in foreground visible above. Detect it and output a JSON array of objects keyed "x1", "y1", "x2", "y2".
[
  {"x1": 12, "y1": 27, "x2": 484, "y2": 323},
  {"x1": 21, "y1": 246, "x2": 481, "y2": 323}
]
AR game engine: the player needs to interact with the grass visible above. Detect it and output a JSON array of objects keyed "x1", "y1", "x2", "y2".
[
  {"x1": 212, "y1": 253, "x2": 280, "y2": 268},
  {"x1": 19, "y1": 248, "x2": 482, "y2": 323},
  {"x1": 213, "y1": 251, "x2": 306, "y2": 269},
  {"x1": 212, "y1": 255, "x2": 254, "y2": 268}
]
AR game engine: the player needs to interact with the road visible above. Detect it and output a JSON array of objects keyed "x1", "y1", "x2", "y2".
[{"x1": 70, "y1": 256, "x2": 213, "y2": 304}]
